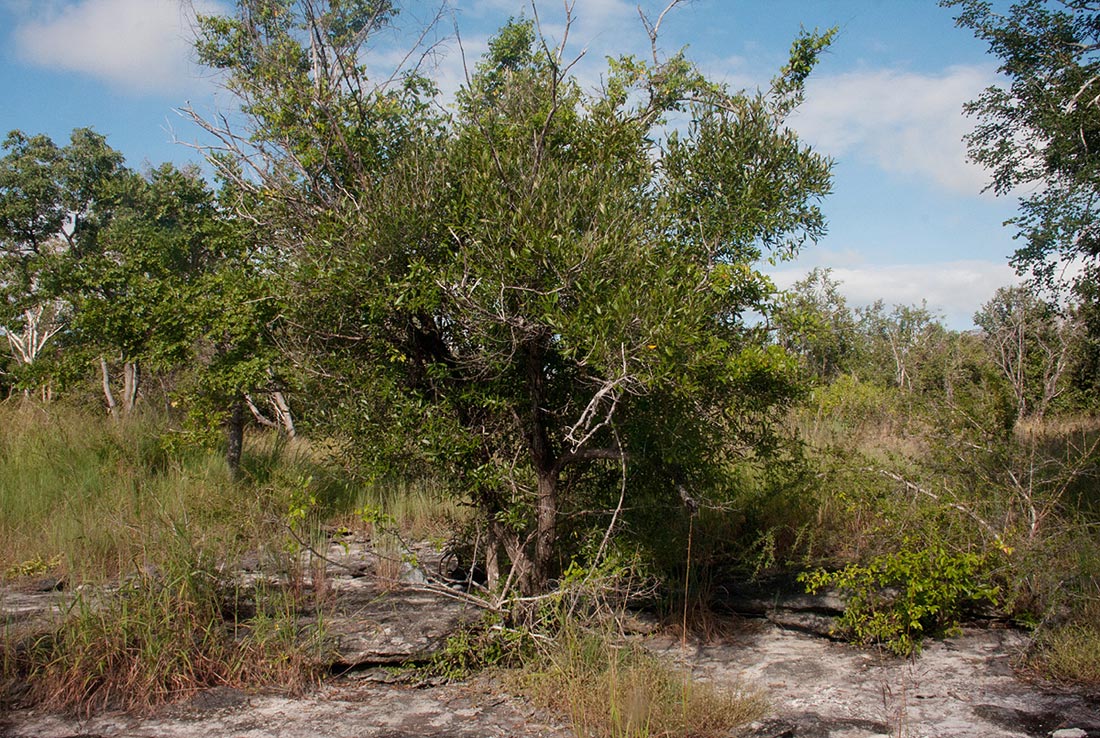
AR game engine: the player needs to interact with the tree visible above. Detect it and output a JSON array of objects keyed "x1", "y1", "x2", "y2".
[
  {"x1": 193, "y1": 2, "x2": 833, "y2": 595},
  {"x1": 0, "y1": 128, "x2": 124, "y2": 397},
  {"x1": 974, "y1": 284, "x2": 1075, "y2": 420},
  {"x1": 856, "y1": 300, "x2": 943, "y2": 393},
  {"x1": 945, "y1": 0, "x2": 1100, "y2": 297},
  {"x1": 772, "y1": 268, "x2": 860, "y2": 381}
]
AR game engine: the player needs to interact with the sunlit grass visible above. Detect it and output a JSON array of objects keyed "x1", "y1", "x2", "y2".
[{"x1": 519, "y1": 625, "x2": 766, "y2": 738}]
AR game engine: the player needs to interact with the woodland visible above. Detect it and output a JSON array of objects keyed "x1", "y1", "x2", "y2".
[{"x1": 1, "y1": 0, "x2": 1099, "y2": 725}]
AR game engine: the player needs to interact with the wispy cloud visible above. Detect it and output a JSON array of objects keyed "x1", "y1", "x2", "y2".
[
  {"x1": 790, "y1": 64, "x2": 998, "y2": 196},
  {"x1": 770, "y1": 258, "x2": 1022, "y2": 329},
  {"x1": 11, "y1": 0, "x2": 224, "y2": 96}
]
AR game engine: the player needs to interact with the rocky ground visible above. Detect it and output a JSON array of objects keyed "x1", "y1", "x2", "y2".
[{"x1": 2, "y1": 536, "x2": 1098, "y2": 738}]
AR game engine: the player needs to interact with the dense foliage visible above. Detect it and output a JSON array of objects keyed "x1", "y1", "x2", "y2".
[{"x1": 188, "y1": 1, "x2": 834, "y2": 595}]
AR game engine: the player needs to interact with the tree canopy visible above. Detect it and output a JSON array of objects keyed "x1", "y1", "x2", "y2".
[
  {"x1": 945, "y1": 0, "x2": 1100, "y2": 296},
  {"x1": 191, "y1": 1, "x2": 834, "y2": 595}
]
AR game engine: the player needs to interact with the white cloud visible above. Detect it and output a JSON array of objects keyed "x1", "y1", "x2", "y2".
[
  {"x1": 12, "y1": 0, "x2": 224, "y2": 95},
  {"x1": 770, "y1": 259, "x2": 1022, "y2": 329},
  {"x1": 789, "y1": 65, "x2": 998, "y2": 196}
]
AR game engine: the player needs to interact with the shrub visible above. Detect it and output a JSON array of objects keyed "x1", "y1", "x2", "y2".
[{"x1": 800, "y1": 545, "x2": 1000, "y2": 656}]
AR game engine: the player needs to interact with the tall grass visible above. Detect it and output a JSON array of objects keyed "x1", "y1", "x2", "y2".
[
  {"x1": 343, "y1": 477, "x2": 468, "y2": 542},
  {"x1": 0, "y1": 403, "x2": 357, "y2": 582},
  {"x1": 0, "y1": 403, "x2": 341, "y2": 712},
  {"x1": 1, "y1": 404, "x2": 238, "y2": 580},
  {"x1": 4, "y1": 550, "x2": 329, "y2": 714}
]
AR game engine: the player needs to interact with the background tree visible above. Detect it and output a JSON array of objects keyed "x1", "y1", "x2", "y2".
[
  {"x1": 974, "y1": 284, "x2": 1076, "y2": 421},
  {"x1": 773, "y1": 268, "x2": 860, "y2": 382},
  {"x1": 856, "y1": 300, "x2": 942, "y2": 393},
  {"x1": 945, "y1": 0, "x2": 1100, "y2": 298},
  {"x1": 0, "y1": 128, "x2": 124, "y2": 398},
  {"x1": 61, "y1": 164, "x2": 218, "y2": 414}
]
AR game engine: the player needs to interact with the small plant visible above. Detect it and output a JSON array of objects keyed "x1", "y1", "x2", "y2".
[
  {"x1": 4, "y1": 553, "x2": 62, "y2": 580},
  {"x1": 419, "y1": 614, "x2": 536, "y2": 682},
  {"x1": 800, "y1": 545, "x2": 1000, "y2": 656}
]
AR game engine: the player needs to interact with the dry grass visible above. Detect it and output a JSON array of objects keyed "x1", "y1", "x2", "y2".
[
  {"x1": 2, "y1": 559, "x2": 328, "y2": 714},
  {"x1": 520, "y1": 626, "x2": 766, "y2": 738},
  {"x1": 1026, "y1": 598, "x2": 1100, "y2": 690},
  {"x1": 1026, "y1": 624, "x2": 1100, "y2": 689}
]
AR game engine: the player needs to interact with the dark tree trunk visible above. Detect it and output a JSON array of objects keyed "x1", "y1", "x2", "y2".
[
  {"x1": 226, "y1": 398, "x2": 245, "y2": 480},
  {"x1": 523, "y1": 337, "x2": 558, "y2": 594}
]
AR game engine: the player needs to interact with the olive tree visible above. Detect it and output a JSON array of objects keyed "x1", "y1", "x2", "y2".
[{"x1": 192, "y1": 1, "x2": 833, "y2": 595}]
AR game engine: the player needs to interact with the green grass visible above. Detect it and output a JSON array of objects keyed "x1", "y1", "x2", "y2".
[
  {"x1": 0, "y1": 402, "x2": 343, "y2": 712},
  {"x1": 0, "y1": 403, "x2": 260, "y2": 580}
]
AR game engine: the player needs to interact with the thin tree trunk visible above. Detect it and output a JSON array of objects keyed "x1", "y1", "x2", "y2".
[
  {"x1": 100, "y1": 356, "x2": 117, "y2": 416},
  {"x1": 271, "y1": 390, "x2": 296, "y2": 437},
  {"x1": 485, "y1": 518, "x2": 501, "y2": 591},
  {"x1": 122, "y1": 362, "x2": 139, "y2": 414},
  {"x1": 246, "y1": 394, "x2": 279, "y2": 428},
  {"x1": 226, "y1": 398, "x2": 245, "y2": 480}
]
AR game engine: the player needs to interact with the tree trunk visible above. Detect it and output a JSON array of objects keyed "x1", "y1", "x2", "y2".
[
  {"x1": 122, "y1": 362, "x2": 139, "y2": 414},
  {"x1": 226, "y1": 398, "x2": 245, "y2": 480},
  {"x1": 100, "y1": 356, "x2": 117, "y2": 416},
  {"x1": 531, "y1": 469, "x2": 558, "y2": 593},
  {"x1": 485, "y1": 519, "x2": 502, "y2": 591},
  {"x1": 523, "y1": 337, "x2": 558, "y2": 594},
  {"x1": 271, "y1": 390, "x2": 296, "y2": 437}
]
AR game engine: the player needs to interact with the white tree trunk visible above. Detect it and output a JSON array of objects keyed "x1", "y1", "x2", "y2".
[{"x1": 100, "y1": 356, "x2": 118, "y2": 416}]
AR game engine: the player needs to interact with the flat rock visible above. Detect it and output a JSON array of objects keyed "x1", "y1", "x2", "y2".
[
  {"x1": 0, "y1": 675, "x2": 573, "y2": 738},
  {"x1": 321, "y1": 578, "x2": 481, "y2": 666},
  {"x1": 651, "y1": 625, "x2": 1100, "y2": 738},
  {"x1": 6, "y1": 547, "x2": 1100, "y2": 738}
]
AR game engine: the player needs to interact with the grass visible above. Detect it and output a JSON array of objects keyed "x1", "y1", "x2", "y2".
[
  {"x1": 2, "y1": 554, "x2": 329, "y2": 714},
  {"x1": 1026, "y1": 622, "x2": 1100, "y2": 689},
  {"x1": 520, "y1": 625, "x2": 766, "y2": 738},
  {"x1": 343, "y1": 476, "x2": 469, "y2": 543},
  {"x1": 0, "y1": 402, "x2": 342, "y2": 713},
  {"x1": 0, "y1": 403, "x2": 276, "y2": 581}
]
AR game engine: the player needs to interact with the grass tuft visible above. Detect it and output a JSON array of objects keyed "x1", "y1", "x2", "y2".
[
  {"x1": 3, "y1": 554, "x2": 327, "y2": 714},
  {"x1": 520, "y1": 626, "x2": 766, "y2": 738},
  {"x1": 1026, "y1": 614, "x2": 1100, "y2": 689}
]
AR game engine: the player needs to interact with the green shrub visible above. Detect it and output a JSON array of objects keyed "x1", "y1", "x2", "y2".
[
  {"x1": 419, "y1": 614, "x2": 536, "y2": 682},
  {"x1": 800, "y1": 545, "x2": 1000, "y2": 656}
]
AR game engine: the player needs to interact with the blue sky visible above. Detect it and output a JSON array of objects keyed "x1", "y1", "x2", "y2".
[{"x1": 0, "y1": 0, "x2": 1024, "y2": 328}]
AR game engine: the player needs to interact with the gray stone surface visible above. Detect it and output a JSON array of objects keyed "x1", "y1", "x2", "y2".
[
  {"x1": 4, "y1": 542, "x2": 1099, "y2": 738},
  {"x1": 650, "y1": 624, "x2": 1100, "y2": 738},
  {"x1": 321, "y1": 577, "x2": 480, "y2": 666}
]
